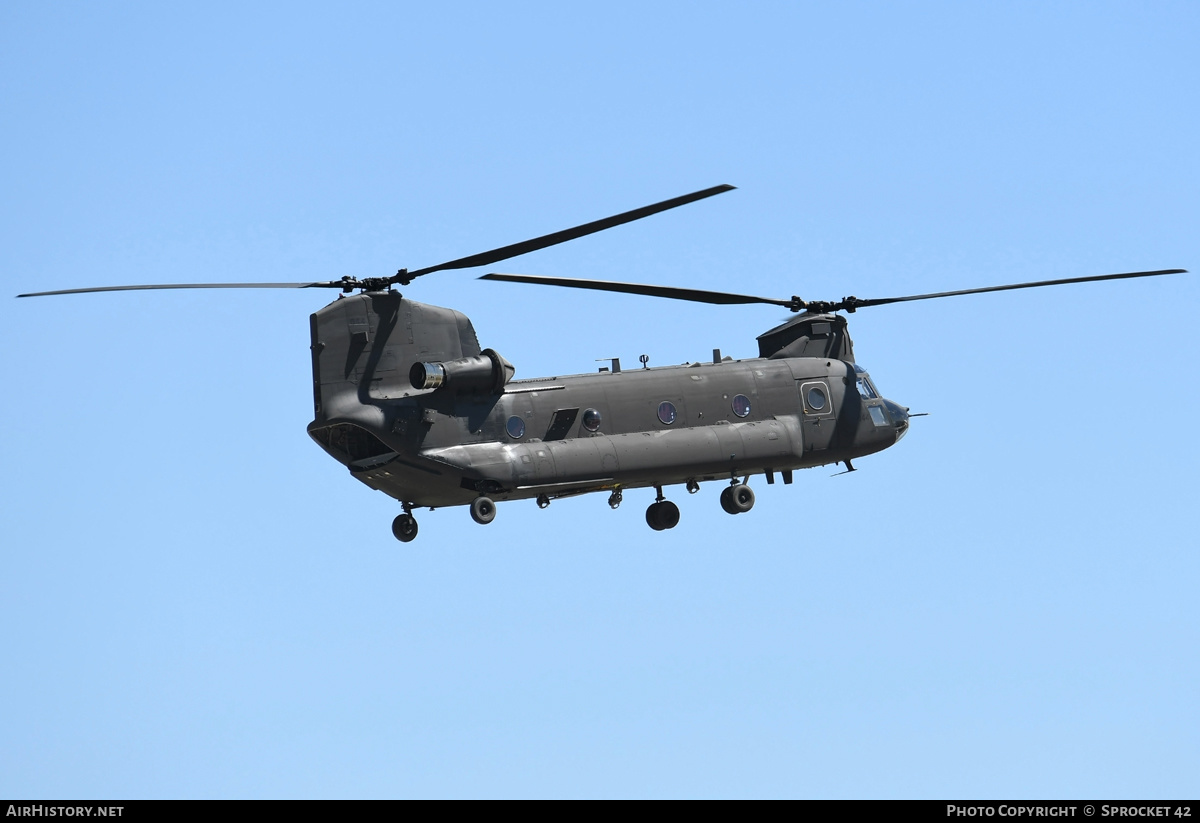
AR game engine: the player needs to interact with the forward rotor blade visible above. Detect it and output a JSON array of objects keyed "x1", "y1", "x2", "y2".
[
  {"x1": 481, "y1": 272, "x2": 797, "y2": 309},
  {"x1": 17, "y1": 281, "x2": 339, "y2": 298},
  {"x1": 842, "y1": 268, "x2": 1187, "y2": 311},
  {"x1": 405, "y1": 184, "x2": 735, "y2": 280},
  {"x1": 483, "y1": 267, "x2": 1188, "y2": 315}
]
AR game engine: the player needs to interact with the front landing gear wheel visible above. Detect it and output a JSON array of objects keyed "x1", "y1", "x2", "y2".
[
  {"x1": 720, "y1": 486, "x2": 737, "y2": 514},
  {"x1": 392, "y1": 513, "x2": 418, "y2": 542},
  {"x1": 470, "y1": 496, "x2": 497, "y2": 525},
  {"x1": 645, "y1": 500, "x2": 681, "y2": 531},
  {"x1": 720, "y1": 484, "x2": 755, "y2": 515}
]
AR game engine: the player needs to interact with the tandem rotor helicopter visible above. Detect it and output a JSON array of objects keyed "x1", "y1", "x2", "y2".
[{"x1": 19, "y1": 185, "x2": 1186, "y2": 542}]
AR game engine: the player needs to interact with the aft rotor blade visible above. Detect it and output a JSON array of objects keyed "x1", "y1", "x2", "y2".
[
  {"x1": 481, "y1": 272, "x2": 798, "y2": 309},
  {"x1": 405, "y1": 184, "x2": 735, "y2": 280},
  {"x1": 17, "y1": 281, "x2": 340, "y2": 298},
  {"x1": 842, "y1": 268, "x2": 1187, "y2": 311}
]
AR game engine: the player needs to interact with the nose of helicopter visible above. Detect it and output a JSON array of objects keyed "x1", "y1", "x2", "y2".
[{"x1": 883, "y1": 399, "x2": 910, "y2": 441}]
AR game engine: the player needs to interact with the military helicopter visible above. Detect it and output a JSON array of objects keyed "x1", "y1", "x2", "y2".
[{"x1": 18, "y1": 185, "x2": 1185, "y2": 542}]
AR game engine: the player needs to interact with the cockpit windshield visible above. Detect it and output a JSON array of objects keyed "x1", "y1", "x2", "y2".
[{"x1": 853, "y1": 365, "x2": 879, "y2": 399}]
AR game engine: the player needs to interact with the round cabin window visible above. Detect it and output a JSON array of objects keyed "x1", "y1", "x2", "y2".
[
  {"x1": 657, "y1": 401, "x2": 678, "y2": 425},
  {"x1": 732, "y1": 394, "x2": 751, "y2": 418},
  {"x1": 506, "y1": 416, "x2": 526, "y2": 439},
  {"x1": 807, "y1": 386, "x2": 827, "y2": 412},
  {"x1": 582, "y1": 408, "x2": 602, "y2": 432}
]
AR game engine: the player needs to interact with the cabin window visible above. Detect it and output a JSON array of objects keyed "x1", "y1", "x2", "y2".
[
  {"x1": 582, "y1": 408, "x2": 602, "y2": 432},
  {"x1": 506, "y1": 416, "x2": 526, "y2": 439},
  {"x1": 806, "y1": 386, "x2": 827, "y2": 412},
  {"x1": 732, "y1": 394, "x2": 751, "y2": 418},
  {"x1": 657, "y1": 401, "x2": 678, "y2": 425}
]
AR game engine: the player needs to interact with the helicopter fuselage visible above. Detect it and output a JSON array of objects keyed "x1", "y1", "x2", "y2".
[{"x1": 306, "y1": 291, "x2": 909, "y2": 510}]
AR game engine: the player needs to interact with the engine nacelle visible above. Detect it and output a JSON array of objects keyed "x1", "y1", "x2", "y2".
[{"x1": 410, "y1": 348, "x2": 516, "y2": 394}]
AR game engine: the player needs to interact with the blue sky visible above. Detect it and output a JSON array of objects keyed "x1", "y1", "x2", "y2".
[{"x1": 2, "y1": 1, "x2": 1197, "y2": 798}]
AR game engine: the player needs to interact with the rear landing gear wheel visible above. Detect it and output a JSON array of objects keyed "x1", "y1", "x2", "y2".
[
  {"x1": 645, "y1": 500, "x2": 681, "y2": 531},
  {"x1": 392, "y1": 513, "x2": 418, "y2": 542},
  {"x1": 720, "y1": 484, "x2": 755, "y2": 515},
  {"x1": 470, "y1": 496, "x2": 497, "y2": 525}
]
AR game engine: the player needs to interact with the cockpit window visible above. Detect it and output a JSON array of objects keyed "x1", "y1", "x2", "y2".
[{"x1": 857, "y1": 377, "x2": 878, "y2": 399}]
